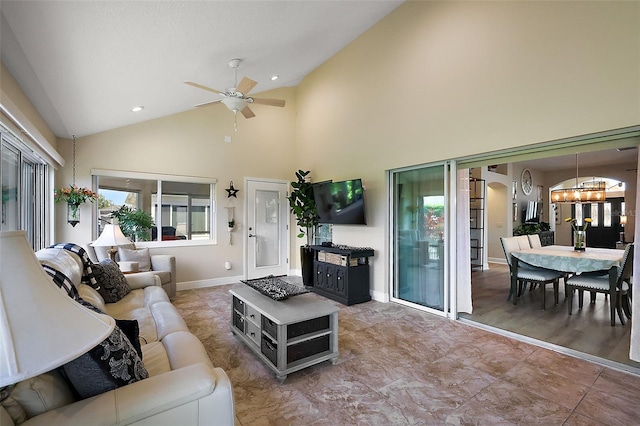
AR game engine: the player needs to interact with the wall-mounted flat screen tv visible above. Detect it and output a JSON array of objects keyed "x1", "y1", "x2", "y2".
[
  {"x1": 312, "y1": 179, "x2": 366, "y2": 225},
  {"x1": 523, "y1": 201, "x2": 542, "y2": 223}
]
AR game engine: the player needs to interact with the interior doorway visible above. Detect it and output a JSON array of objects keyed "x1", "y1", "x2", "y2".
[{"x1": 459, "y1": 127, "x2": 639, "y2": 371}]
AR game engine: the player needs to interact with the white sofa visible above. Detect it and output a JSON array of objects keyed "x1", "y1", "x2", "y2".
[{"x1": 0, "y1": 247, "x2": 234, "y2": 426}]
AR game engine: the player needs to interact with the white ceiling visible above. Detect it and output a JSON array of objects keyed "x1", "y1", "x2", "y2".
[{"x1": 1, "y1": 0, "x2": 402, "y2": 139}]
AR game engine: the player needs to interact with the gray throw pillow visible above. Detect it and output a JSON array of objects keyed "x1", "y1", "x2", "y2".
[
  {"x1": 118, "y1": 247, "x2": 151, "y2": 272},
  {"x1": 92, "y1": 259, "x2": 131, "y2": 303}
]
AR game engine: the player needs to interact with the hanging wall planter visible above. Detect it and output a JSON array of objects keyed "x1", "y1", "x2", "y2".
[
  {"x1": 67, "y1": 202, "x2": 81, "y2": 227},
  {"x1": 54, "y1": 136, "x2": 98, "y2": 226}
]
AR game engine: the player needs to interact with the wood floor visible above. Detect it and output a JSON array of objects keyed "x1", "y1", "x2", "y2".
[{"x1": 461, "y1": 262, "x2": 640, "y2": 370}]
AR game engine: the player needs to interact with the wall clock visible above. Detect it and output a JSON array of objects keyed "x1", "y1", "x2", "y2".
[{"x1": 521, "y1": 168, "x2": 533, "y2": 196}]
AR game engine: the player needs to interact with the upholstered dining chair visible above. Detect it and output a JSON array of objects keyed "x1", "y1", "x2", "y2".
[
  {"x1": 527, "y1": 234, "x2": 542, "y2": 248},
  {"x1": 566, "y1": 243, "x2": 634, "y2": 326},
  {"x1": 500, "y1": 236, "x2": 565, "y2": 310}
]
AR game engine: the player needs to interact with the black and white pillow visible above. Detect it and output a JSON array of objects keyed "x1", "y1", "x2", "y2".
[
  {"x1": 91, "y1": 259, "x2": 131, "y2": 303},
  {"x1": 60, "y1": 324, "x2": 148, "y2": 399}
]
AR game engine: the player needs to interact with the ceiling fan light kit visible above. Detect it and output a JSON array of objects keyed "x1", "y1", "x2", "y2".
[{"x1": 184, "y1": 58, "x2": 285, "y2": 131}]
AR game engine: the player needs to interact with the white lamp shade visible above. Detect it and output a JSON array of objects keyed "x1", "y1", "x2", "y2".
[
  {"x1": 620, "y1": 215, "x2": 627, "y2": 226},
  {"x1": 0, "y1": 231, "x2": 115, "y2": 387},
  {"x1": 92, "y1": 223, "x2": 130, "y2": 247}
]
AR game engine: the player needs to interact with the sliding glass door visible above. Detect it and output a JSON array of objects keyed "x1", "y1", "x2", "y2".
[{"x1": 391, "y1": 163, "x2": 447, "y2": 313}]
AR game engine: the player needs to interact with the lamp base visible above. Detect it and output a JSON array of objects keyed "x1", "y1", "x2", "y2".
[{"x1": 108, "y1": 246, "x2": 118, "y2": 262}]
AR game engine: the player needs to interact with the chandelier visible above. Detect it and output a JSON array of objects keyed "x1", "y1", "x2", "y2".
[{"x1": 550, "y1": 154, "x2": 606, "y2": 203}]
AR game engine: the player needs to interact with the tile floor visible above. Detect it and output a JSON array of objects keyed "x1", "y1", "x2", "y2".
[{"x1": 173, "y1": 284, "x2": 640, "y2": 425}]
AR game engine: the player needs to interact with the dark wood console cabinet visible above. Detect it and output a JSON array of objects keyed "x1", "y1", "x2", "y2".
[{"x1": 310, "y1": 245, "x2": 374, "y2": 306}]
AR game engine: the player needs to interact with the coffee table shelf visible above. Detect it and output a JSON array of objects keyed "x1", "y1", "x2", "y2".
[{"x1": 229, "y1": 285, "x2": 339, "y2": 382}]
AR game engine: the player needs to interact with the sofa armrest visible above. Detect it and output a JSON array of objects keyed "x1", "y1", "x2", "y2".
[
  {"x1": 151, "y1": 255, "x2": 176, "y2": 298},
  {"x1": 150, "y1": 254, "x2": 175, "y2": 274},
  {"x1": 23, "y1": 364, "x2": 234, "y2": 426},
  {"x1": 125, "y1": 272, "x2": 161, "y2": 290}
]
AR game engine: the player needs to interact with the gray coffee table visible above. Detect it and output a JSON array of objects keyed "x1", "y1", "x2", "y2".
[{"x1": 230, "y1": 285, "x2": 339, "y2": 382}]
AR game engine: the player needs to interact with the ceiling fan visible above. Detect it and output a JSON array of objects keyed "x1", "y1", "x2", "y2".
[{"x1": 184, "y1": 59, "x2": 285, "y2": 130}]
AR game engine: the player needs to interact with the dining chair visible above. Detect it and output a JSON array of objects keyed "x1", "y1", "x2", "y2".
[
  {"x1": 566, "y1": 243, "x2": 634, "y2": 326},
  {"x1": 527, "y1": 234, "x2": 542, "y2": 248},
  {"x1": 500, "y1": 236, "x2": 565, "y2": 309}
]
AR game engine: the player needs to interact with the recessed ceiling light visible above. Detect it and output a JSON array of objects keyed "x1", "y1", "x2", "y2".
[
  {"x1": 131, "y1": 106, "x2": 144, "y2": 112},
  {"x1": 270, "y1": 75, "x2": 279, "y2": 81}
]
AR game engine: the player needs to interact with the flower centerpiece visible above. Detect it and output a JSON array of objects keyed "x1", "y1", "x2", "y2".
[
  {"x1": 54, "y1": 185, "x2": 98, "y2": 227},
  {"x1": 565, "y1": 216, "x2": 592, "y2": 251}
]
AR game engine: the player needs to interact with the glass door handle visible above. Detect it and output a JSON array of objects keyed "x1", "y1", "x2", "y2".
[{"x1": 248, "y1": 233, "x2": 257, "y2": 238}]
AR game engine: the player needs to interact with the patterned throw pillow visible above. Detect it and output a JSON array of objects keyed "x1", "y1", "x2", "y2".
[
  {"x1": 118, "y1": 247, "x2": 151, "y2": 272},
  {"x1": 60, "y1": 325, "x2": 148, "y2": 399},
  {"x1": 92, "y1": 259, "x2": 131, "y2": 303}
]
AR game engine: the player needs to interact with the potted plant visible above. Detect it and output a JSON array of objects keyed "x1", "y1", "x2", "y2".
[
  {"x1": 228, "y1": 219, "x2": 235, "y2": 232},
  {"x1": 110, "y1": 206, "x2": 154, "y2": 242},
  {"x1": 287, "y1": 170, "x2": 319, "y2": 286}
]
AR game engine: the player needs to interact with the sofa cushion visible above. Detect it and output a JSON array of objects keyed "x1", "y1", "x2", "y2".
[
  {"x1": 141, "y1": 341, "x2": 172, "y2": 377},
  {"x1": 5, "y1": 371, "x2": 75, "y2": 421},
  {"x1": 118, "y1": 247, "x2": 151, "y2": 272},
  {"x1": 61, "y1": 324, "x2": 149, "y2": 400},
  {"x1": 162, "y1": 331, "x2": 215, "y2": 370},
  {"x1": 77, "y1": 284, "x2": 107, "y2": 312},
  {"x1": 103, "y1": 286, "x2": 175, "y2": 344},
  {"x1": 92, "y1": 259, "x2": 131, "y2": 303}
]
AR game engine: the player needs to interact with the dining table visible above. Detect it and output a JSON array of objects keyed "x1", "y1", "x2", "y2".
[{"x1": 509, "y1": 245, "x2": 625, "y2": 305}]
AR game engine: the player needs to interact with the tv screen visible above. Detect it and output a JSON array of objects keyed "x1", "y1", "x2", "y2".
[
  {"x1": 523, "y1": 201, "x2": 542, "y2": 223},
  {"x1": 313, "y1": 179, "x2": 366, "y2": 225}
]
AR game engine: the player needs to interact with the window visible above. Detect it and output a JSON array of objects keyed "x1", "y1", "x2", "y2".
[
  {"x1": 590, "y1": 204, "x2": 599, "y2": 227},
  {"x1": 1, "y1": 129, "x2": 50, "y2": 249},
  {"x1": 93, "y1": 170, "x2": 216, "y2": 244}
]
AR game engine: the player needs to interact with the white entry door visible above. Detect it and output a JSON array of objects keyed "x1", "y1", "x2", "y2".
[{"x1": 246, "y1": 179, "x2": 289, "y2": 279}]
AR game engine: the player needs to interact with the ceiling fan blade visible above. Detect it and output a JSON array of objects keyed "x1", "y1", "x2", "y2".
[
  {"x1": 236, "y1": 77, "x2": 257, "y2": 96},
  {"x1": 251, "y1": 97, "x2": 286, "y2": 107},
  {"x1": 184, "y1": 81, "x2": 222, "y2": 94},
  {"x1": 241, "y1": 106, "x2": 256, "y2": 119},
  {"x1": 194, "y1": 99, "x2": 223, "y2": 108}
]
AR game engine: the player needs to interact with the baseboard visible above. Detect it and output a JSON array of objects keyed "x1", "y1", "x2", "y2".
[
  {"x1": 371, "y1": 288, "x2": 389, "y2": 303},
  {"x1": 489, "y1": 257, "x2": 506, "y2": 265},
  {"x1": 177, "y1": 275, "x2": 243, "y2": 291}
]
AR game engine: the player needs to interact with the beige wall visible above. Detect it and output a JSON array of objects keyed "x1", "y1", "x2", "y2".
[
  {"x1": 4, "y1": 1, "x2": 639, "y2": 295},
  {"x1": 0, "y1": 64, "x2": 56, "y2": 149},
  {"x1": 54, "y1": 87, "x2": 297, "y2": 285},
  {"x1": 295, "y1": 1, "x2": 640, "y2": 297}
]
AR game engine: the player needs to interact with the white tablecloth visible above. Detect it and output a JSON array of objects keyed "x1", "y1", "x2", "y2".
[{"x1": 512, "y1": 245, "x2": 624, "y2": 274}]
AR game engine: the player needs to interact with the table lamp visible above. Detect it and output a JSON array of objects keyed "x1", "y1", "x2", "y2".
[
  {"x1": 92, "y1": 223, "x2": 130, "y2": 261},
  {"x1": 620, "y1": 215, "x2": 627, "y2": 243},
  {"x1": 0, "y1": 231, "x2": 115, "y2": 388}
]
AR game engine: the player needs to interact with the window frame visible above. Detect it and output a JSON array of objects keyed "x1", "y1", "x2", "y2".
[
  {"x1": 1, "y1": 127, "x2": 50, "y2": 249},
  {"x1": 92, "y1": 169, "x2": 217, "y2": 246}
]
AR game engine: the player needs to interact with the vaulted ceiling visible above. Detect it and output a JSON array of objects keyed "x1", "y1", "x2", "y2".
[{"x1": 1, "y1": 1, "x2": 402, "y2": 139}]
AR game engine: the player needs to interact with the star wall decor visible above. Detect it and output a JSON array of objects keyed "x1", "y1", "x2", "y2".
[{"x1": 225, "y1": 181, "x2": 239, "y2": 198}]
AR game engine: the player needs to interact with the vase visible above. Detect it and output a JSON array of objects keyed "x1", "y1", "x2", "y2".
[
  {"x1": 67, "y1": 202, "x2": 81, "y2": 227},
  {"x1": 574, "y1": 230, "x2": 586, "y2": 251},
  {"x1": 300, "y1": 246, "x2": 315, "y2": 287}
]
